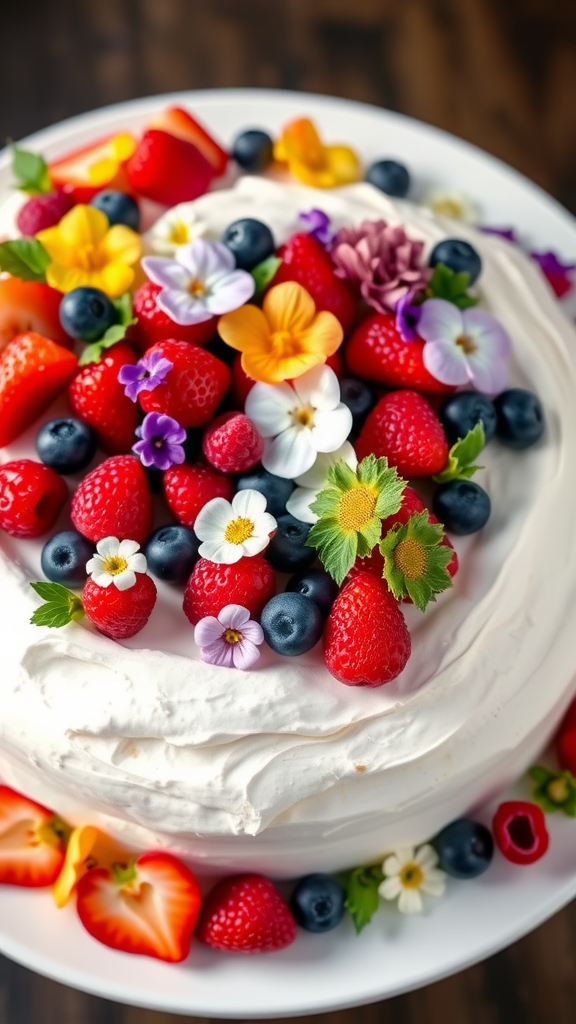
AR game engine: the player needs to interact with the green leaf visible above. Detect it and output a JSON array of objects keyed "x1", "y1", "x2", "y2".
[
  {"x1": 0, "y1": 239, "x2": 51, "y2": 282},
  {"x1": 529, "y1": 764, "x2": 576, "y2": 817},
  {"x1": 251, "y1": 256, "x2": 282, "y2": 300},
  {"x1": 380, "y1": 510, "x2": 453, "y2": 611},
  {"x1": 30, "y1": 581, "x2": 84, "y2": 628},
  {"x1": 427, "y1": 263, "x2": 479, "y2": 309},
  {"x1": 113, "y1": 292, "x2": 135, "y2": 327},
  {"x1": 328, "y1": 459, "x2": 357, "y2": 492},
  {"x1": 12, "y1": 146, "x2": 51, "y2": 194},
  {"x1": 432, "y1": 422, "x2": 485, "y2": 484},
  {"x1": 307, "y1": 524, "x2": 357, "y2": 585},
  {"x1": 344, "y1": 865, "x2": 383, "y2": 935},
  {"x1": 78, "y1": 292, "x2": 137, "y2": 366}
]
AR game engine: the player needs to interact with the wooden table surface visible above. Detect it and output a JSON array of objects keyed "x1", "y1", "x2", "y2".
[{"x1": 1, "y1": 1, "x2": 576, "y2": 1021}]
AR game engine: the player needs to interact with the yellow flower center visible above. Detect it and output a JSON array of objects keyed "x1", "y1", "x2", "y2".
[
  {"x1": 337, "y1": 487, "x2": 377, "y2": 532},
  {"x1": 189, "y1": 278, "x2": 205, "y2": 296},
  {"x1": 223, "y1": 628, "x2": 242, "y2": 645},
  {"x1": 399, "y1": 863, "x2": 424, "y2": 889},
  {"x1": 394, "y1": 538, "x2": 427, "y2": 580},
  {"x1": 103, "y1": 556, "x2": 129, "y2": 576},
  {"x1": 76, "y1": 242, "x2": 105, "y2": 272},
  {"x1": 456, "y1": 334, "x2": 476, "y2": 355},
  {"x1": 224, "y1": 517, "x2": 254, "y2": 545},
  {"x1": 548, "y1": 778, "x2": 569, "y2": 803},
  {"x1": 168, "y1": 221, "x2": 190, "y2": 245},
  {"x1": 271, "y1": 329, "x2": 299, "y2": 357},
  {"x1": 292, "y1": 405, "x2": 315, "y2": 428},
  {"x1": 433, "y1": 199, "x2": 463, "y2": 219}
]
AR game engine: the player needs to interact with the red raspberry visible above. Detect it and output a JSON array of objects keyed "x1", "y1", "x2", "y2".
[
  {"x1": 68, "y1": 343, "x2": 139, "y2": 454},
  {"x1": 323, "y1": 572, "x2": 411, "y2": 686},
  {"x1": 274, "y1": 233, "x2": 358, "y2": 333},
  {"x1": 0, "y1": 460, "x2": 68, "y2": 538},
  {"x1": 356, "y1": 390, "x2": 449, "y2": 477},
  {"x1": 345, "y1": 311, "x2": 455, "y2": 395},
  {"x1": 71, "y1": 455, "x2": 153, "y2": 545},
  {"x1": 132, "y1": 281, "x2": 217, "y2": 352},
  {"x1": 183, "y1": 556, "x2": 275, "y2": 625},
  {"x1": 82, "y1": 573, "x2": 157, "y2": 640},
  {"x1": 16, "y1": 190, "x2": 74, "y2": 236},
  {"x1": 203, "y1": 412, "x2": 263, "y2": 473},
  {"x1": 164, "y1": 463, "x2": 234, "y2": 528},
  {"x1": 196, "y1": 874, "x2": 296, "y2": 954},
  {"x1": 139, "y1": 339, "x2": 230, "y2": 428}
]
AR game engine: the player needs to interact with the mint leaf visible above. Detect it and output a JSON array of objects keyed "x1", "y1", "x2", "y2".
[
  {"x1": 78, "y1": 293, "x2": 137, "y2": 366},
  {"x1": 427, "y1": 263, "x2": 479, "y2": 309},
  {"x1": 251, "y1": 256, "x2": 282, "y2": 301},
  {"x1": 432, "y1": 422, "x2": 485, "y2": 484},
  {"x1": 0, "y1": 239, "x2": 51, "y2": 282},
  {"x1": 12, "y1": 146, "x2": 51, "y2": 194},
  {"x1": 344, "y1": 866, "x2": 383, "y2": 934},
  {"x1": 30, "y1": 582, "x2": 84, "y2": 628},
  {"x1": 113, "y1": 292, "x2": 135, "y2": 327}
]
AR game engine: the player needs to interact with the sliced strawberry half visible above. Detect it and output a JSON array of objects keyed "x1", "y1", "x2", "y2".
[
  {"x1": 0, "y1": 332, "x2": 78, "y2": 448},
  {"x1": 126, "y1": 130, "x2": 215, "y2": 206},
  {"x1": 0, "y1": 785, "x2": 67, "y2": 887},
  {"x1": 0, "y1": 278, "x2": 72, "y2": 354},
  {"x1": 76, "y1": 851, "x2": 202, "y2": 962},
  {"x1": 49, "y1": 132, "x2": 137, "y2": 203},
  {"x1": 149, "y1": 106, "x2": 228, "y2": 176}
]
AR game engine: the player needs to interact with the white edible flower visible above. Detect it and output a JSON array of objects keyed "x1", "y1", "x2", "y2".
[
  {"x1": 194, "y1": 489, "x2": 277, "y2": 564},
  {"x1": 144, "y1": 203, "x2": 207, "y2": 256},
  {"x1": 286, "y1": 441, "x2": 358, "y2": 524},
  {"x1": 420, "y1": 188, "x2": 479, "y2": 226},
  {"x1": 378, "y1": 844, "x2": 447, "y2": 915},
  {"x1": 86, "y1": 537, "x2": 148, "y2": 592}
]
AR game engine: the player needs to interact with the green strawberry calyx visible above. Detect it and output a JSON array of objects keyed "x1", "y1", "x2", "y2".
[
  {"x1": 427, "y1": 262, "x2": 478, "y2": 310},
  {"x1": 78, "y1": 292, "x2": 138, "y2": 366},
  {"x1": 529, "y1": 765, "x2": 576, "y2": 817},
  {"x1": 432, "y1": 422, "x2": 485, "y2": 484},
  {"x1": 30, "y1": 582, "x2": 84, "y2": 628},
  {"x1": 380, "y1": 510, "x2": 453, "y2": 612}
]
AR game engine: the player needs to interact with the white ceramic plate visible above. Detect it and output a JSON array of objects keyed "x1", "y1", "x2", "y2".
[{"x1": 1, "y1": 89, "x2": 576, "y2": 1019}]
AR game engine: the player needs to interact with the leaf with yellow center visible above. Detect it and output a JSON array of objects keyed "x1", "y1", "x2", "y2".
[{"x1": 380, "y1": 510, "x2": 453, "y2": 612}]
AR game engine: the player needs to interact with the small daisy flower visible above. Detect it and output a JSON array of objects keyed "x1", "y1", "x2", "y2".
[
  {"x1": 144, "y1": 203, "x2": 207, "y2": 256},
  {"x1": 378, "y1": 844, "x2": 447, "y2": 915},
  {"x1": 132, "y1": 412, "x2": 186, "y2": 471},
  {"x1": 194, "y1": 604, "x2": 264, "y2": 670},
  {"x1": 118, "y1": 350, "x2": 173, "y2": 402},
  {"x1": 420, "y1": 188, "x2": 479, "y2": 225},
  {"x1": 286, "y1": 442, "x2": 358, "y2": 525},
  {"x1": 86, "y1": 537, "x2": 148, "y2": 592},
  {"x1": 194, "y1": 489, "x2": 277, "y2": 564},
  {"x1": 418, "y1": 297, "x2": 511, "y2": 394}
]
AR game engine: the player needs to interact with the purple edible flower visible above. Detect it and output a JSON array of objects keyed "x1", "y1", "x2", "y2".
[
  {"x1": 132, "y1": 412, "x2": 186, "y2": 471},
  {"x1": 118, "y1": 351, "x2": 173, "y2": 402},
  {"x1": 530, "y1": 250, "x2": 576, "y2": 299},
  {"x1": 418, "y1": 298, "x2": 511, "y2": 394},
  {"x1": 396, "y1": 293, "x2": 423, "y2": 342},
  {"x1": 330, "y1": 219, "x2": 431, "y2": 313},
  {"x1": 194, "y1": 604, "x2": 264, "y2": 670},
  {"x1": 299, "y1": 208, "x2": 335, "y2": 247},
  {"x1": 481, "y1": 226, "x2": 518, "y2": 243}
]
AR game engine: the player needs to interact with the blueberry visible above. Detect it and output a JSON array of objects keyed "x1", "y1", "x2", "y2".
[
  {"x1": 36, "y1": 418, "x2": 96, "y2": 474},
  {"x1": 439, "y1": 391, "x2": 497, "y2": 446},
  {"x1": 266, "y1": 514, "x2": 315, "y2": 572},
  {"x1": 433, "y1": 480, "x2": 491, "y2": 534},
  {"x1": 261, "y1": 592, "x2": 323, "y2": 656},
  {"x1": 221, "y1": 218, "x2": 275, "y2": 271},
  {"x1": 494, "y1": 388, "x2": 544, "y2": 449},
  {"x1": 340, "y1": 377, "x2": 376, "y2": 426},
  {"x1": 429, "y1": 239, "x2": 482, "y2": 285},
  {"x1": 232, "y1": 129, "x2": 274, "y2": 173},
  {"x1": 434, "y1": 819, "x2": 494, "y2": 879},
  {"x1": 90, "y1": 189, "x2": 140, "y2": 231},
  {"x1": 287, "y1": 568, "x2": 339, "y2": 617},
  {"x1": 41, "y1": 530, "x2": 94, "y2": 587},
  {"x1": 366, "y1": 159, "x2": 410, "y2": 198},
  {"x1": 59, "y1": 286, "x2": 117, "y2": 342},
  {"x1": 290, "y1": 874, "x2": 346, "y2": 933},
  {"x1": 237, "y1": 469, "x2": 294, "y2": 518},
  {"x1": 144, "y1": 525, "x2": 200, "y2": 583}
]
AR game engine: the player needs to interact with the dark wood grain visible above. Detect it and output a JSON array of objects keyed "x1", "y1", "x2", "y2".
[{"x1": 1, "y1": 1, "x2": 576, "y2": 1021}]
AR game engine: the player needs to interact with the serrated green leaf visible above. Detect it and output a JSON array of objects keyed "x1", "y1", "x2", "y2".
[
  {"x1": 454, "y1": 293, "x2": 478, "y2": 310},
  {"x1": 0, "y1": 239, "x2": 51, "y2": 282},
  {"x1": 308, "y1": 489, "x2": 339, "y2": 519},
  {"x1": 112, "y1": 291, "x2": 134, "y2": 326},
  {"x1": 30, "y1": 581, "x2": 74, "y2": 602},
  {"x1": 78, "y1": 318, "x2": 137, "y2": 366},
  {"x1": 358, "y1": 515, "x2": 382, "y2": 552},
  {"x1": 12, "y1": 146, "x2": 51, "y2": 194},
  {"x1": 307, "y1": 524, "x2": 357, "y2": 585},
  {"x1": 427, "y1": 263, "x2": 478, "y2": 309},
  {"x1": 251, "y1": 256, "x2": 282, "y2": 300},
  {"x1": 380, "y1": 510, "x2": 453, "y2": 610},
  {"x1": 344, "y1": 866, "x2": 383, "y2": 935},
  {"x1": 30, "y1": 581, "x2": 84, "y2": 628},
  {"x1": 433, "y1": 423, "x2": 485, "y2": 484},
  {"x1": 329, "y1": 459, "x2": 357, "y2": 491}
]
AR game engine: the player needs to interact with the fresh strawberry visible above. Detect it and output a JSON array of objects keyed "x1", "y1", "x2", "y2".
[
  {"x1": 68, "y1": 343, "x2": 139, "y2": 454},
  {"x1": 203, "y1": 412, "x2": 263, "y2": 473},
  {"x1": 82, "y1": 572, "x2": 157, "y2": 640},
  {"x1": 231, "y1": 353, "x2": 256, "y2": 408},
  {"x1": 0, "y1": 332, "x2": 77, "y2": 448},
  {"x1": 556, "y1": 698, "x2": 576, "y2": 775},
  {"x1": 0, "y1": 279, "x2": 72, "y2": 354},
  {"x1": 196, "y1": 874, "x2": 296, "y2": 954},
  {"x1": 139, "y1": 339, "x2": 230, "y2": 428},
  {"x1": 356, "y1": 390, "x2": 449, "y2": 477},
  {"x1": 16, "y1": 190, "x2": 74, "y2": 236},
  {"x1": 164, "y1": 463, "x2": 234, "y2": 528},
  {"x1": 323, "y1": 572, "x2": 411, "y2": 686},
  {"x1": 0, "y1": 785, "x2": 66, "y2": 887},
  {"x1": 126, "y1": 129, "x2": 214, "y2": 206},
  {"x1": 76, "y1": 851, "x2": 201, "y2": 962},
  {"x1": 273, "y1": 233, "x2": 358, "y2": 333},
  {"x1": 183, "y1": 556, "x2": 276, "y2": 625},
  {"x1": 71, "y1": 455, "x2": 153, "y2": 545},
  {"x1": 0, "y1": 460, "x2": 68, "y2": 538},
  {"x1": 148, "y1": 106, "x2": 228, "y2": 176},
  {"x1": 325, "y1": 350, "x2": 344, "y2": 378},
  {"x1": 345, "y1": 311, "x2": 455, "y2": 395},
  {"x1": 49, "y1": 132, "x2": 136, "y2": 203},
  {"x1": 132, "y1": 281, "x2": 217, "y2": 352}
]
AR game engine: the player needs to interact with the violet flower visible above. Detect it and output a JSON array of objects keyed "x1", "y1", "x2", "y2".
[
  {"x1": 194, "y1": 604, "x2": 264, "y2": 670},
  {"x1": 481, "y1": 226, "x2": 518, "y2": 244},
  {"x1": 132, "y1": 412, "x2": 186, "y2": 471},
  {"x1": 530, "y1": 250, "x2": 576, "y2": 299},
  {"x1": 330, "y1": 219, "x2": 430, "y2": 313},
  {"x1": 395, "y1": 293, "x2": 423, "y2": 342},
  {"x1": 299, "y1": 208, "x2": 335, "y2": 246},
  {"x1": 118, "y1": 350, "x2": 173, "y2": 402},
  {"x1": 418, "y1": 298, "x2": 511, "y2": 394}
]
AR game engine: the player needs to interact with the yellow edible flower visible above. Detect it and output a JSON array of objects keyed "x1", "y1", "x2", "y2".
[
  {"x1": 53, "y1": 824, "x2": 131, "y2": 907},
  {"x1": 37, "y1": 204, "x2": 142, "y2": 297},
  {"x1": 218, "y1": 281, "x2": 343, "y2": 384},
  {"x1": 274, "y1": 117, "x2": 361, "y2": 189}
]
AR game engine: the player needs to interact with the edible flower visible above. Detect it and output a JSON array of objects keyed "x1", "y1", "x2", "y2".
[
  {"x1": 299, "y1": 208, "x2": 335, "y2": 246},
  {"x1": 420, "y1": 188, "x2": 479, "y2": 225},
  {"x1": 331, "y1": 220, "x2": 430, "y2": 313},
  {"x1": 194, "y1": 489, "x2": 277, "y2": 564},
  {"x1": 378, "y1": 844, "x2": 447, "y2": 915},
  {"x1": 245, "y1": 364, "x2": 352, "y2": 479},
  {"x1": 380, "y1": 510, "x2": 453, "y2": 611},
  {"x1": 142, "y1": 238, "x2": 255, "y2": 326},
  {"x1": 194, "y1": 604, "x2": 264, "y2": 670},
  {"x1": 418, "y1": 297, "x2": 511, "y2": 393},
  {"x1": 218, "y1": 281, "x2": 343, "y2": 384},
  {"x1": 36, "y1": 204, "x2": 141, "y2": 297},
  {"x1": 53, "y1": 825, "x2": 98, "y2": 908},
  {"x1": 118, "y1": 350, "x2": 173, "y2": 402},
  {"x1": 528, "y1": 765, "x2": 576, "y2": 817},
  {"x1": 286, "y1": 442, "x2": 358, "y2": 525},
  {"x1": 274, "y1": 117, "x2": 361, "y2": 189},
  {"x1": 530, "y1": 250, "x2": 576, "y2": 299},
  {"x1": 132, "y1": 412, "x2": 186, "y2": 471},
  {"x1": 145, "y1": 202, "x2": 207, "y2": 256},
  {"x1": 86, "y1": 537, "x2": 148, "y2": 591},
  {"x1": 395, "y1": 292, "x2": 423, "y2": 342}
]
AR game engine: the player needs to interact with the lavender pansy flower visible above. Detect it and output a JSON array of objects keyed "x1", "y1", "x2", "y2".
[
  {"x1": 132, "y1": 412, "x2": 186, "y2": 471},
  {"x1": 194, "y1": 604, "x2": 264, "y2": 670},
  {"x1": 418, "y1": 298, "x2": 511, "y2": 394},
  {"x1": 395, "y1": 293, "x2": 423, "y2": 342},
  {"x1": 118, "y1": 350, "x2": 173, "y2": 402},
  {"x1": 299, "y1": 209, "x2": 335, "y2": 246}
]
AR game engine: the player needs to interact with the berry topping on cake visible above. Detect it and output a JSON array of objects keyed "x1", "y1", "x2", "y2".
[
  {"x1": 0, "y1": 460, "x2": 68, "y2": 538},
  {"x1": 356, "y1": 391, "x2": 449, "y2": 477},
  {"x1": 89, "y1": 189, "x2": 140, "y2": 231},
  {"x1": 286, "y1": 567, "x2": 339, "y2": 617},
  {"x1": 0, "y1": 278, "x2": 72, "y2": 354},
  {"x1": 555, "y1": 698, "x2": 576, "y2": 777},
  {"x1": 273, "y1": 232, "x2": 358, "y2": 333},
  {"x1": 202, "y1": 412, "x2": 264, "y2": 474},
  {"x1": 71, "y1": 455, "x2": 153, "y2": 544},
  {"x1": 59, "y1": 286, "x2": 117, "y2": 342},
  {"x1": 365, "y1": 159, "x2": 410, "y2": 198},
  {"x1": 144, "y1": 525, "x2": 200, "y2": 584},
  {"x1": 41, "y1": 530, "x2": 95, "y2": 587},
  {"x1": 36, "y1": 417, "x2": 96, "y2": 475},
  {"x1": 16, "y1": 189, "x2": 74, "y2": 237},
  {"x1": 344, "y1": 311, "x2": 455, "y2": 394},
  {"x1": 237, "y1": 467, "x2": 294, "y2": 518},
  {"x1": 148, "y1": 106, "x2": 228, "y2": 176},
  {"x1": 183, "y1": 556, "x2": 276, "y2": 626},
  {"x1": 163, "y1": 462, "x2": 234, "y2": 528},
  {"x1": 0, "y1": 786, "x2": 66, "y2": 887},
  {"x1": 261, "y1": 591, "x2": 324, "y2": 656},
  {"x1": 494, "y1": 388, "x2": 545, "y2": 449},
  {"x1": 432, "y1": 479, "x2": 491, "y2": 535},
  {"x1": 0, "y1": 332, "x2": 78, "y2": 448},
  {"x1": 221, "y1": 218, "x2": 275, "y2": 271},
  {"x1": 265, "y1": 514, "x2": 315, "y2": 573},
  {"x1": 429, "y1": 239, "x2": 482, "y2": 284},
  {"x1": 290, "y1": 873, "x2": 346, "y2": 933},
  {"x1": 68, "y1": 343, "x2": 139, "y2": 454},
  {"x1": 439, "y1": 390, "x2": 497, "y2": 445},
  {"x1": 196, "y1": 874, "x2": 296, "y2": 954},
  {"x1": 232, "y1": 130, "x2": 273, "y2": 173},
  {"x1": 138, "y1": 339, "x2": 231, "y2": 428},
  {"x1": 433, "y1": 819, "x2": 494, "y2": 879},
  {"x1": 492, "y1": 801, "x2": 549, "y2": 866},
  {"x1": 126, "y1": 128, "x2": 215, "y2": 206},
  {"x1": 82, "y1": 568, "x2": 157, "y2": 640}
]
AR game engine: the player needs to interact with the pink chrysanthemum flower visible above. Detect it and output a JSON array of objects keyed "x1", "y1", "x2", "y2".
[{"x1": 330, "y1": 219, "x2": 431, "y2": 313}]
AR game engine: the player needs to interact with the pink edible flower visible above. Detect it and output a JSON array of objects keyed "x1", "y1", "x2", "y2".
[
  {"x1": 330, "y1": 219, "x2": 431, "y2": 313},
  {"x1": 194, "y1": 604, "x2": 264, "y2": 670}
]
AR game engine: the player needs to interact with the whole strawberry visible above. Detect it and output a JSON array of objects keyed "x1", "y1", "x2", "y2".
[
  {"x1": 196, "y1": 874, "x2": 297, "y2": 954},
  {"x1": 164, "y1": 463, "x2": 234, "y2": 528},
  {"x1": 132, "y1": 281, "x2": 217, "y2": 352},
  {"x1": 69, "y1": 343, "x2": 139, "y2": 454},
  {"x1": 139, "y1": 339, "x2": 230, "y2": 428},
  {"x1": 345, "y1": 312, "x2": 455, "y2": 395},
  {"x1": 323, "y1": 572, "x2": 411, "y2": 686},
  {"x1": 71, "y1": 455, "x2": 153, "y2": 545},
  {"x1": 183, "y1": 556, "x2": 275, "y2": 625},
  {"x1": 356, "y1": 390, "x2": 449, "y2": 477},
  {"x1": 203, "y1": 412, "x2": 263, "y2": 473},
  {"x1": 83, "y1": 573, "x2": 157, "y2": 640},
  {"x1": 274, "y1": 233, "x2": 358, "y2": 333},
  {"x1": 0, "y1": 460, "x2": 68, "y2": 537}
]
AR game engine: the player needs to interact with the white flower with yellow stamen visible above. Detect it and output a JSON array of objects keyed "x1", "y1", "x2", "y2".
[
  {"x1": 420, "y1": 188, "x2": 479, "y2": 225},
  {"x1": 145, "y1": 203, "x2": 208, "y2": 256},
  {"x1": 194, "y1": 490, "x2": 277, "y2": 564},
  {"x1": 86, "y1": 537, "x2": 148, "y2": 591},
  {"x1": 378, "y1": 844, "x2": 447, "y2": 915}
]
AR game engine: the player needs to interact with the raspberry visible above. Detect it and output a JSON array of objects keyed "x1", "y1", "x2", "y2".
[
  {"x1": 71, "y1": 455, "x2": 153, "y2": 545},
  {"x1": 203, "y1": 412, "x2": 263, "y2": 473},
  {"x1": 131, "y1": 281, "x2": 217, "y2": 352},
  {"x1": 68, "y1": 343, "x2": 139, "y2": 454},
  {"x1": 196, "y1": 874, "x2": 296, "y2": 954},
  {"x1": 82, "y1": 573, "x2": 157, "y2": 640},
  {"x1": 356, "y1": 390, "x2": 449, "y2": 477},
  {"x1": 139, "y1": 339, "x2": 230, "y2": 428},
  {"x1": 16, "y1": 190, "x2": 74, "y2": 237},
  {"x1": 183, "y1": 556, "x2": 276, "y2": 625},
  {"x1": 0, "y1": 460, "x2": 68, "y2": 538},
  {"x1": 163, "y1": 463, "x2": 234, "y2": 528},
  {"x1": 345, "y1": 311, "x2": 455, "y2": 395}
]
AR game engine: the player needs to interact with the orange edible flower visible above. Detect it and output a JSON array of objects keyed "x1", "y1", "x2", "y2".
[
  {"x1": 274, "y1": 117, "x2": 361, "y2": 189},
  {"x1": 53, "y1": 825, "x2": 131, "y2": 907}
]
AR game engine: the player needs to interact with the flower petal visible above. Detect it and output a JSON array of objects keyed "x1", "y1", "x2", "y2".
[
  {"x1": 240, "y1": 533, "x2": 271, "y2": 557},
  {"x1": 205, "y1": 271, "x2": 255, "y2": 314},
  {"x1": 263, "y1": 281, "x2": 316, "y2": 333},
  {"x1": 46, "y1": 265, "x2": 91, "y2": 294},
  {"x1": 217, "y1": 304, "x2": 271, "y2": 355},
  {"x1": 414, "y1": 844, "x2": 439, "y2": 870},
  {"x1": 201, "y1": 639, "x2": 235, "y2": 667},
  {"x1": 232, "y1": 488, "x2": 268, "y2": 519},
  {"x1": 101, "y1": 224, "x2": 141, "y2": 266},
  {"x1": 96, "y1": 537, "x2": 120, "y2": 558},
  {"x1": 310, "y1": 404, "x2": 353, "y2": 453},
  {"x1": 127, "y1": 553, "x2": 147, "y2": 574},
  {"x1": 292, "y1": 364, "x2": 339, "y2": 410},
  {"x1": 232, "y1": 638, "x2": 261, "y2": 670},
  {"x1": 59, "y1": 205, "x2": 109, "y2": 248},
  {"x1": 418, "y1": 298, "x2": 463, "y2": 344},
  {"x1": 198, "y1": 538, "x2": 244, "y2": 563},
  {"x1": 423, "y1": 338, "x2": 470, "y2": 386},
  {"x1": 179, "y1": 238, "x2": 235, "y2": 279},
  {"x1": 194, "y1": 497, "x2": 234, "y2": 539},
  {"x1": 242, "y1": 350, "x2": 323, "y2": 385},
  {"x1": 92, "y1": 571, "x2": 114, "y2": 588},
  {"x1": 157, "y1": 288, "x2": 213, "y2": 325},
  {"x1": 262, "y1": 426, "x2": 316, "y2": 479},
  {"x1": 194, "y1": 616, "x2": 225, "y2": 647},
  {"x1": 112, "y1": 568, "x2": 136, "y2": 591},
  {"x1": 397, "y1": 888, "x2": 423, "y2": 915},
  {"x1": 245, "y1": 382, "x2": 296, "y2": 437},
  {"x1": 296, "y1": 311, "x2": 343, "y2": 358},
  {"x1": 420, "y1": 871, "x2": 447, "y2": 897},
  {"x1": 294, "y1": 442, "x2": 357, "y2": 489},
  {"x1": 239, "y1": 620, "x2": 264, "y2": 644},
  {"x1": 117, "y1": 539, "x2": 141, "y2": 559},
  {"x1": 218, "y1": 604, "x2": 250, "y2": 629},
  {"x1": 285, "y1": 486, "x2": 318, "y2": 524},
  {"x1": 98, "y1": 262, "x2": 135, "y2": 298},
  {"x1": 378, "y1": 876, "x2": 402, "y2": 900}
]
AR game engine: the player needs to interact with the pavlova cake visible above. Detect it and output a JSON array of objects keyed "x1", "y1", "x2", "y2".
[{"x1": 0, "y1": 107, "x2": 575, "y2": 960}]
